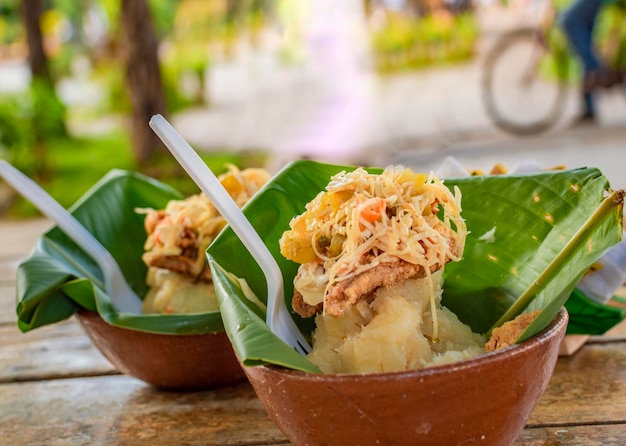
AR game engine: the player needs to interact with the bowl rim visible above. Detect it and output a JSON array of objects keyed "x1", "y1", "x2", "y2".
[
  {"x1": 247, "y1": 307, "x2": 569, "y2": 381},
  {"x1": 76, "y1": 308, "x2": 228, "y2": 338}
]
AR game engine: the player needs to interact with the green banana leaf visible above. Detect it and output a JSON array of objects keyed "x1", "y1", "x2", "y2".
[
  {"x1": 207, "y1": 160, "x2": 624, "y2": 372},
  {"x1": 16, "y1": 169, "x2": 225, "y2": 334},
  {"x1": 565, "y1": 289, "x2": 626, "y2": 335}
]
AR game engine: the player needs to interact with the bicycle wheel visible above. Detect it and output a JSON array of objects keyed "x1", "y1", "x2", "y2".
[{"x1": 482, "y1": 27, "x2": 569, "y2": 136}]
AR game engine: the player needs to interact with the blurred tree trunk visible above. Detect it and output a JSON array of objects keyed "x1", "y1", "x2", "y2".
[
  {"x1": 21, "y1": 0, "x2": 50, "y2": 82},
  {"x1": 20, "y1": 0, "x2": 67, "y2": 178},
  {"x1": 363, "y1": 0, "x2": 373, "y2": 17},
  {"x1": 406, "y1": 0, "x2": 426, "y2": 16},
  {"x1": 119, "y1": 0, "x2": 167, "y2": 164}
]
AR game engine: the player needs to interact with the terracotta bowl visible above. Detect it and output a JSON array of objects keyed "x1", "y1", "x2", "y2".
[
  {"x1": 76, "y1": 309, "x2": 246, "y2": 390},
  {"x1": 243, "y1": 308, "x2": 568, "y2": 446}
]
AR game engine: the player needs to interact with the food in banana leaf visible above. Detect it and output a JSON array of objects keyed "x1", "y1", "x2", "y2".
[
  {"x1": 279, "y1": 166, "x2": 499, "y2": 373},
  {"x1": 139, "y1": 165, "x2": 271, "y2": 315}
]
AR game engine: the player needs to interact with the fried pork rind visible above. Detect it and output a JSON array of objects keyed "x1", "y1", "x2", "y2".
[
  {"x1": 280, "y1": 166, "x2": 467, "y2": 318},
  {"x1": 485, "y1": 310, "x2": 541, "y2": 352}
]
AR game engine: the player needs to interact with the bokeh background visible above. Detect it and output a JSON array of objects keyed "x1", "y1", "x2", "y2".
[{"x1": 1, "y1": 0, "x2": 625, "y2": 217}]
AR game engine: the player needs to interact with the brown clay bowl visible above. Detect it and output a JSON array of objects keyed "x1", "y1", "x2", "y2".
[
  {"x1": 243, "y1": 307, "x2": 568, "y2": 446},
  {"x1": 76, "y1": 309, "x2": 246, "y2": 390}
]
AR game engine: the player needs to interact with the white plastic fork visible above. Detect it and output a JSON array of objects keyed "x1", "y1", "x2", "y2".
[
  {"x1": 0, "y1": 160, "x2": 143, "y2": 314},
  {"x1": 149, "y1": 114, "x2": 311, "y2": 356}
]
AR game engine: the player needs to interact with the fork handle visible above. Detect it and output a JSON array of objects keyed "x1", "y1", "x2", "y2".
[{"x1": 0, "y1": 161, "x2": 114, "y2": 266}]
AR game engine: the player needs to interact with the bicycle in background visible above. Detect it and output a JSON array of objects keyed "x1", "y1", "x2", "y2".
[{"x1": 481, "y1": 0, "x2": 626, "y2": 136}]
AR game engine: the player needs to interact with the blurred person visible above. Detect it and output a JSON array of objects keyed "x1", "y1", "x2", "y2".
[{"x1": 560, "y1": 0, "x2": 620, "y2": 124}]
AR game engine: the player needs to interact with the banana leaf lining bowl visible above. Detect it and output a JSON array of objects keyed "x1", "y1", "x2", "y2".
[
  {"x1": 205, "y1": 160, "x2": 623, "y2": 444},
  {"x1": 15, "y1": 169, "x2": 245, "y2": 390}
]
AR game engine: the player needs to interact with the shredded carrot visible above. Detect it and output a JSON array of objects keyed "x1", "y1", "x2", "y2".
[{"x1": 358, "y1": 196, "x2": 386, "y2": 223}]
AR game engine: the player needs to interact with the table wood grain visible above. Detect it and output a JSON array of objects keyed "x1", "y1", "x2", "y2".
[{"x1": 1, "y1": 218, "x2": 625, "y2": 445}]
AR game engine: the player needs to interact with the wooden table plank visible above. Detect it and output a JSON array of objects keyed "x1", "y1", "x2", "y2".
[
  {"x1": 0, "y1": 375, "x2": 288, "y2": 446},
  {"x1": 1, "y1": 361, "x2": 624, "y2": 446},
  {"x1": 1, "y1": 328, "x2": 625, "y2": 444},
  {"x1": 0, "y1": 261, "x2": 21, "y2": 282},
  {"x1": 0, "y1": 318, "x2": 116, "y2": 383},
  {"x1": 515, "y1": 424, "x2": 626, "y2": 445},
  {"x1": 0, "y1": 283, "x2": 17, "y2": 325},
  {"x1": 529, "y1": 342, "x2": 626, "y2": 426},
  {"x1": 0, "y1": 218, "x2": 51, "y2": 258},
  {"x1": 0, "y1": 218, "x2": 52, "y2": 325}
]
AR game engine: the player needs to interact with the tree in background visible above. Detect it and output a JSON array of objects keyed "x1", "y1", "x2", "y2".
[
  {"x1": 21, "y1": 0, "x2": 49, "y2": 80},
  {"x1": 19, "y1": 0, "x2": 67, "y2": 177},
  {"x1": 119, "y1": 0, "x2": 167, "y2": 164}
]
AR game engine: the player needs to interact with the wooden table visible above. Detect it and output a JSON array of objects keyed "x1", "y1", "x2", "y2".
[{"x1": 1, "y1": 218, "x2": 625, "y2": 445}]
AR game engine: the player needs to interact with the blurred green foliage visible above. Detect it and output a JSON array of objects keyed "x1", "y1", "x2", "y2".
[
  {"x1": 371, "y1": 12, "x2": 479, "y2": 73},
  {"x1": 0, "y1": 93, "x2": 31, "y2": 166},
  {"x1": 0, "y1": 0, "x2": 20, "y2": 44},
  {"x1": 0, "y1": 80, "x2": 66, "y2": 175}
]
